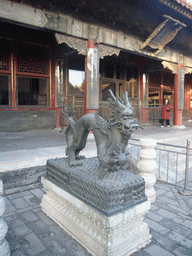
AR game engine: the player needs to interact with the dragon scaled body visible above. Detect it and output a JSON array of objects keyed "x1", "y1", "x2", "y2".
[{"x1": 64, "y1": 90, "x2": 141, "y2": 171}]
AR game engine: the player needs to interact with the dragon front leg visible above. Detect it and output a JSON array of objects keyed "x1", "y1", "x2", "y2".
[{"x1": 67, "y1": 148, "x2": 83, "y2": 167}]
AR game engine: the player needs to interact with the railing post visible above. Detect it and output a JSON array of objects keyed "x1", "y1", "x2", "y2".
[
  {"x1": 154, "y1": 101, "x2": 156, "y2": 123},
  {"x1": 138, "y1": 100, "x2": 141, "y2": 123},
  {"x1": 137, "y1": 138, "x2": 157, "y2": 203},
  {"x1": 0, "y1": 180, "x2": 10, "y2": 256},
  {"x1": 184, "y1": 139, "x2": 190, "y2": 191},
  {"x1": 72, "y1": 96, "x2": 75, "y2": 108}
]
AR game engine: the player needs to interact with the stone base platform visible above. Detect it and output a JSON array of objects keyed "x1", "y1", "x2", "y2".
[{"x1": 41, "y1": 177, "x2": 151, "y2": 256}]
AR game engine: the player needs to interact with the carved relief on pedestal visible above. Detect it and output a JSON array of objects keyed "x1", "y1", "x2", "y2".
[
  {"x1": 137, "y1": 138, "x2": 157, "y2": 203},
  {"x1": 0, "y1": 180, "x2": 10, "y2": 256}
]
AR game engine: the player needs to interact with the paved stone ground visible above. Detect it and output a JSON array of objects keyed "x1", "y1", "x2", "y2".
[
  {"x1": 2, "y1": 180, "x2": 192, "y2": 256},
  {"x1": 1, "y1": 122, "x2": 192, "y2": 255}
]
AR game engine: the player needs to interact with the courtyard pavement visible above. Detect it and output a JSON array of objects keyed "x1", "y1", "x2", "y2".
[{"x1": 1, "y1": 121, "x2": 192, "y2": 255}]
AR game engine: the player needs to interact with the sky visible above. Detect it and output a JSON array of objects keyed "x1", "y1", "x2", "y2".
[{"x1": 69, "y1": 69, "x2": 85, "y2": 87}]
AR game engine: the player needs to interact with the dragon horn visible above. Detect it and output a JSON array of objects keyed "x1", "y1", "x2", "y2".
[
  {"x1": 109, "y1": 89, "x2": 116, "y2": 101},
  {"x1": 108, "y1": 89, "x2": 124, "y2": 109},
  {"x1": 124, "y1": 91, "x2": 132, "y2": 108},
  {"x1": 108, "y1": 89, "x2": 119, "y2": 108},
  {"x1": 116, "y1": 92, "x2": 123, "y2": 104}
]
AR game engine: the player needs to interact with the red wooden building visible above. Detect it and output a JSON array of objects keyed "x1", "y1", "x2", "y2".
[{"x1": 1, "y1": 0, "x2": 192, "y2": 132}]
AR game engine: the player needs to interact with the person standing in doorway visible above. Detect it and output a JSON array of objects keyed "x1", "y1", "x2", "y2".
[{"x1": 161, "y1": 98, "x2": 171, "y2": 127}]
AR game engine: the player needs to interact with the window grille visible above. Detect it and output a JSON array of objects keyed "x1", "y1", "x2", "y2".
[
  {"x1": 17, "y1": 44, "x2": 49, "y2": 75},
  {"x1": 0, "y1": 54, "x2": 9, "y2": 71}
]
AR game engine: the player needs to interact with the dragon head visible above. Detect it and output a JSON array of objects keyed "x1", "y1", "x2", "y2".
[{"x1": 108, "y1": 89, "x2": 141, "y2": 134}]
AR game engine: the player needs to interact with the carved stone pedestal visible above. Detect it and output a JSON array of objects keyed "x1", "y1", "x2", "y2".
[
  {"x1": 41, "y1": 158, "x2": 151, "y2": 256},
  {"x1": 0, "y1": 180, "x2": 10, "y2": 256}
]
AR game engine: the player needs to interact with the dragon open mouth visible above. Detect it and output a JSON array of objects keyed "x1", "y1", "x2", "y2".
[{"x1": 122, "y1": 122, "x2": 142, "y2": 133}]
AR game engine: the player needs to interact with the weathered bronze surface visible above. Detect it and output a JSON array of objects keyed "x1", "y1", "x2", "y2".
[
  {"x1": 64, "y1": 90, "x2": 141, "y2": 171},
  {"x1": 45, "y1": 90, "x2": 146, "y2": 215},
  {"x1": 46, "y1": 157, "x2": 147, "y2": 216}
]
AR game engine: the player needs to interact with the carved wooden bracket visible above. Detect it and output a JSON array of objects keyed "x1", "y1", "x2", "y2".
[
  {"x1": 162, "y1": 61, "x2": 192, "y2": 75},
  {"x1": 55, "y1": 33, "x2": 87, "y2": 55},
  {"x1": 184, "y1": 66, "x2": 192, "y2": 74},
  {"x1": 140, "y1": 15, "x2": 186, "y2": 54},
  {"x1": 162, "y1": 61, "x2": 177, "y2": 74},
  {"x1": 97, "y1": 44, "x2": 121, "y2": 59},
  {"x1": 55, "y1": 33, "x2": 121, "y2": 58}
]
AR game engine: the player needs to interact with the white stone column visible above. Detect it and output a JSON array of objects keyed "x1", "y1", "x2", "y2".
[
  {"x1": 0, "y1": 180, "x2": 10, "y2": 256},
  {"x1": 137, "y1": 138, "x2": 157, "y2": 203}
]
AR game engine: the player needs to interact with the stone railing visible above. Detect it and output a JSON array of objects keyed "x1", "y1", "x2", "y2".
[
  {"x1": 0, "y1": 180, "x2": 10, "y2": 256},
  {"x1": 137, "y1": 138, "x2": 157, "y2": 203}
]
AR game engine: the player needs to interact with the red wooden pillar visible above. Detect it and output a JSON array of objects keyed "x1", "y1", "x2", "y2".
[
  {"x1": 84, "y1": 54, "x2": 88, "y2": 114},
  {"x1": 50, "y1": 58, "x2": 55, "y2": 108},
  {"x1": 64, "y1": 57, "x2": 68, "y2": 101},
  {"x1": 11, "y1": 43, "x2": 16, "y2": 108},
  {"x1": 184, "y1": 78, "x2": 191, "y2": 120},
  {"x1": 173, "y1": 64, "x2": 183, "y2": 126},
  {"x1": 84, "y1": 40, "x2": 99, "y2": 114}
]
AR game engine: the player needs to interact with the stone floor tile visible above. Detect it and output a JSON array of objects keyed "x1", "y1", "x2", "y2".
[
  {"x1": 145, "y1": 218, "x2": 169, "y2": 235},
  {"x1": 49, "y1": 225, "x2": 73, "y2": 241},
  {"x1": 32, "y1": 206, "x2": 42, "y2": 213},
  {"x1": 132, "y1": 250, "x2": 151, "y2": 256},
  {"x1": 173, "y1": 245, "x2": 192, "y2": 256},
  {"x1": 41, "y1": 187, "x2": 47, "y2": 193},
  {"x1": 160, "y1": 219, "x2": 192, "y2": 237},
  {"x1": 66, "y1": 240, "x2": 88, "y2": 253},
  {"x1": 36, "y1": 210, "x2": 56, "y2": 225},
  {"x1": 28, "y1": 219, "x2": 52, "y2": 239},
  {"x1": 41, "y1": 237, "x2": 74, "y2": 255},
  {"x1": 36, "y1": 250, "x2": 53, "y2": 256},
  {"x1": 155, "y1": 200, "x2": 187, "y2": 216},
  {"x1": 10, "y1": 249, "x2": 26, "y2": 256},
  {"x1": 188, "y1": 232, "x2": 192, "y2": 240},
  {"x1": 16, "y1": 206, "x2": 33, "y2": 213},
  {"x1": 7, "y1": 191, "x2": 32, "y2": 200},
  {"x1": 165, "y1": 191, "x2": 175, "y2": 198},
  {"x1": 157, "y1": 208, "x2": 178, "y2": 219},
  {"x1": 144, "y1": 244, "x2": 174, "y2": 256},
  {"x1": 11, "y1": 197, "x2": 30, "y2": 209},
  {"x1": 33, "y1": 204, "x2": 41, "y2": 209},
  {"x1": 150, "y1": 204, "x2": 159, "y2": 212},
  {"x1": 172, "y1": 217, "x2": 184, "y2": 224},
  {"x1": 3, "y1": 205, "x2": 17, "y2": 215},
  {"x1": 157, "y1": 196, "x2": 180, "y2": 207},
  {"x1": 145, "y1": 211, "x2": 164, "y2": 222},
  {"x1": 6, "y1": 228, "x2": 23, "y2": 252},
  {"x1": 155, "y1": 183, "x2": 171, "y2": 191},
  {"x1": 73, "y1": 250, "x2": 91, "y2": 256},
  {"x1": 23, "y1": 194, "x2": 41, "y2": 206},
  {"x1": 4, "y1": 213, "x2": 19, "y2": 222},
  {"x1": 150, "y1": 230, "x2": 178, "y2": 252},
  {"x1": 10, "y1": 219, "x2": 32, "y2": 236},
  {"x1": 181, "y1": 219, "x2": 192, "y2": 229},
  {"x1": 155, "y1": 189, "x2": 167, "y2": 197},
  {"x1": 30, "y1": 188, "x2": 45, "y2": 199},
  {"x1": 24, "y1": 233, "x2": 46, "y2": 256},
  {"x1": 4, "y1": 197, "x2": 13, "y2": 207},
  {"x1": 168, "y1": 231, "x2": 192, "y2": 249},
  {"x1": 178, "y1": 198, "x2": 190, "y2": 212},
  {"x1": 19, "y1": 210, "x2": 39, "y2": 223}
]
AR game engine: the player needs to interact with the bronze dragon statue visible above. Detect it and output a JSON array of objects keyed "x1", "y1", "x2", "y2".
[{"x1": 64, "y1": 90, "x2": 141, "y2": 171}]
